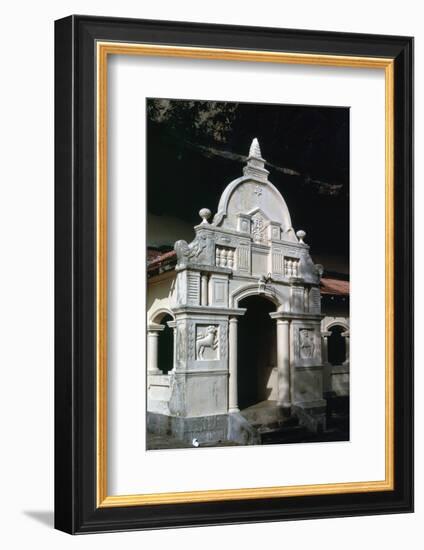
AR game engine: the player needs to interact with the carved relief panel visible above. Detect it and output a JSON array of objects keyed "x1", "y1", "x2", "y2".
[
  {"x1": 195, "y1": 324, "x2": 219, "y2": 361},
  {"x1": 299, "y1": 328, "x2": 315, "y2": 359},
  {"x1": 251, "y1": 212, "x2": 267, "y2": 244},
  {"x1": 293, "y1": 325, "x2": 321, "y2": 365}
]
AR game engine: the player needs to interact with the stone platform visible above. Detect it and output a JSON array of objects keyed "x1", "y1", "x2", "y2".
[{"x1": 147, "y1": 398, "x2": 349, "y2": 450}]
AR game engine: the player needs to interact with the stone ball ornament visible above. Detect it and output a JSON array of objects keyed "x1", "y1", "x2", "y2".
[
  {"x1": 199, "y1": 208, "x2": 212, "y2": 224},
  {"x1": 296, "y1": 229, "x2": 306, "y2": 244}
]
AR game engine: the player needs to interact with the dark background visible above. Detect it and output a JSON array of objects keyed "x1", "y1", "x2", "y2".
[{"x1": 147, "y1": 98, "x2": 349, "y2": 266}]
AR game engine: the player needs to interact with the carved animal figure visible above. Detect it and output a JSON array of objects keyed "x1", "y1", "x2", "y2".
[
  {"x1": 174, "y1": 234, "x2": 207, "y2": 268},
  {"x1": 196, "y1": 326, "x2": 218, "y2": 360}
]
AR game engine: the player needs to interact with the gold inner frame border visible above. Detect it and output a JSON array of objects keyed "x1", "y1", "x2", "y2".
[{"x1": 96, "y1": 41, "x2": 395, "y2": 508}]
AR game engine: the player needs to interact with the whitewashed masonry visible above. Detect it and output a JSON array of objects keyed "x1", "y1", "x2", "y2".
[{"x1": 147, "y1": 139, "x2": 327, "y2": 444}]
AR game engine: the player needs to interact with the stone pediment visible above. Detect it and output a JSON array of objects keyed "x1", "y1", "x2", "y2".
[
  {"x1": 212, "y1": 139, "x2": 296, "y2": 243},
  {"x1": 173, "y1": 139, "x2": 321, "y2": 285},
  {"x1": 245, "y1": 206, "x2": 269, "y2": 219},
  {"x1": 213, "y1": 176, "x2": 294, "y2": 235}
]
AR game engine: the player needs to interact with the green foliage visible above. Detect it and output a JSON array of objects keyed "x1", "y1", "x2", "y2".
[{"x1": 147, "y1": 98, "x2": 238, "y2": 143}]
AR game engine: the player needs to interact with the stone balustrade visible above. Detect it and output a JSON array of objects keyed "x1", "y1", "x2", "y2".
[
  {"x1": 216, "y1": 246, "x2": 235, "y2": 269},
  {"x1": 284, "y1": 257, "x2": 299, "y2": 277}
]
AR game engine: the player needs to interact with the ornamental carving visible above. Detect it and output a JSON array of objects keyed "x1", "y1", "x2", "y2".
[
  {"x1": 176, "y1": 324, "x2": 186, "y2": 363},
  {"x1": 174, "y1": 234, "x2": 207, "y2": 268},
  {"x1": 251, "y1": 212, "x2": 266, "y2": 243},
  {"x1": 299, "y1": 329, "x2": 315, "y2": 359},
  {"x1": 188, "y1": 322, "x2": 196, "y2": 360},
  {"x1": 219, "y1": 323, "x2": 227, "y2": 359},
  {"x1": 195, "y1": 325, "x2": 219, "y2": 360}
]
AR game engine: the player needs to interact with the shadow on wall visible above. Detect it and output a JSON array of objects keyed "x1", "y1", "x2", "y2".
[
  {"x1": 23, "y1": 510, "x2": 54, "y2": 528},
  {"x1": 158, "y1": 313, "x2": 174, "y2": 373},
  {"x1": 238, "y1": 295, "x2": 277, "y2": 409}
]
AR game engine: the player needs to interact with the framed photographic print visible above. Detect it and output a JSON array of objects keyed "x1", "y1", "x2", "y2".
[{"x1": 54, "y1": 15, "x2": 413, "y2": 533}]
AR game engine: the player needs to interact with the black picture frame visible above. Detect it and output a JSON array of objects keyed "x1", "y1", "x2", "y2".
[{"x1": 55, "y1": 15, "x2": 413, "y2": 534}]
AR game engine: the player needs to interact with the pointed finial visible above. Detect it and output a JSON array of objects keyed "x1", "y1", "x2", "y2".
[
  {"x1": 243, "y1": 137, "x2": 269, "y2": 182},
  {"x1": 249, "y1": 138, "x2": 262, "y2": 159}
]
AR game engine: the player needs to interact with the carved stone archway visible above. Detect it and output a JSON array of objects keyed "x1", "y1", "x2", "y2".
[
  {"x1": 231, "y1": 282, "x2": 285, "y2": 310},
  {"x1": 150, "y1": 307, "x2": 175, "y2": 325},
  {"x1": 147, "y1": 139, "x2": 327, "y2": 443},
  {"x1": 147, "y1": 309, "x2": 175, "y2": 374}
]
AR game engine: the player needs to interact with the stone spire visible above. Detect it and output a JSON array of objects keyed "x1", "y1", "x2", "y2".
[
  {"x1": 243, "y1": 137, "x2": 269, "y2": 182},
  {"x1": 249, "y1": 137, "x2": 262, "y2": 158}
]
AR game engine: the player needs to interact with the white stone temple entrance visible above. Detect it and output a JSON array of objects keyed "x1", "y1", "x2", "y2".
[{"x1": 147, "y1": 138, "x2": 327, "y2": 445}]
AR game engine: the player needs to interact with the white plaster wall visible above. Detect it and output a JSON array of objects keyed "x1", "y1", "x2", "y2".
[{"x1": 147, "y1": 271, "x2": 176, "y2": 323}]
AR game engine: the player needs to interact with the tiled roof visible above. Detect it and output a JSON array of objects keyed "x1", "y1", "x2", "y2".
[
  {"x1": 320, "y1": 277, "x2": 349, "y2": 296},
  {"x1": 147, "y1": 249, "x2": 176, "y2": 267}
]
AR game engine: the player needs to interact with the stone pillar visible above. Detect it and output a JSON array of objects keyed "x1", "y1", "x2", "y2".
[
  {"x1": 167, "y1": 320, "x2": 176, "y2": 372},
  {"x1": 228, "y1": 316, "x2": 239, "y2": 413},
  {"x1": 321, "y1": 330, "x2": 332, "y2": 394},
  {"x1": 201, "y1": 274, "x2": 208, "y2": 306},
  {"x1": 276, "y1": 319, "x2": 291, "y2": 408},
  {"x1": 342, "y1": 330, "x2": 350, "y2": 364},
  {"x1": 321, "y1": 331, "x2": 331, "y2": 364},
  {"x1": 147, "y1": 325, "x2": 164, "y2": 373}
]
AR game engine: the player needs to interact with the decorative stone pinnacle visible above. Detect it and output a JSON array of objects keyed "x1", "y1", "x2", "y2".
[
  {"x1": 199, "y1": 208, "x2": 211, "y2": 224},
  {"x1": 249, "y1": 137, "x2": 262, "y2": 159},
  {"x1": 296, "y1": 229, "x2": 306, "y2": 244},
  {"x1": 243, "y1": 137, "x2": 269, "y2": 182}
]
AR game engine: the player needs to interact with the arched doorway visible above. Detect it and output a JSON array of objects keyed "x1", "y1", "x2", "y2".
[
  {"x1": 237, "y1": 295, "x2": 276, "y2": 409},
  {"x1": 327, "y1": 325, "x2": 346, "y2": 365}
]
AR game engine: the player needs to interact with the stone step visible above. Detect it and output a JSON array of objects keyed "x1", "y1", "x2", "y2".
[
  {"x1": 260, "y1": 424, "x2": 310, "y2": 445},
  {"x1": 240, "y1": 400, "x2": 291, "y2": 427},
  {"x1": 255, "y1": 417, "x2": 299, "y2": 432}
]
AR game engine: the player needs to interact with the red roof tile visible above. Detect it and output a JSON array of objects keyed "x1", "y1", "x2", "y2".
[
  {"x1": 147, "y1": 249, "x2": 176, "y2": 269},
  {"x1": 320, "y1": 277, "x2": 349, "y2": 296}
]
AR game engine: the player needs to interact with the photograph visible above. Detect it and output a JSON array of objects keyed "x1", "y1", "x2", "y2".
[
  {"x1": 146, "y1": 98, "x2": 350, "y2": 450},
  {"x1": 0, "y1": 0, "x2": 418, "y2": 543},
  {"x1": 51, "y1": 14, "x2": 413, "y2": 534}
]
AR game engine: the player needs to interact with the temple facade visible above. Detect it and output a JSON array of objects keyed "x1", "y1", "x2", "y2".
[{"x1": 147, "y1": 139, "x2": 339, "y2": 446}]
